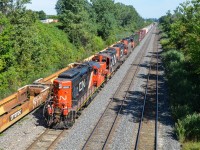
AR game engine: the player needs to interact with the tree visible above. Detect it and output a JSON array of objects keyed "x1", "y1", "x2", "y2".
[
  {"x1": 56, "y1": 0, "x2": 93, "y2": 45},
  {"x1": 36, "y1": 10, "x2": 46, "y2": 20},
  {"x1": 0, "y1": 0, "x2": 30, "y2": 15}
]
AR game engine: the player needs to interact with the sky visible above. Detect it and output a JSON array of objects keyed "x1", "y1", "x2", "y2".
[{"x1": 26, "y1": 0, "x2": 187, "y2": 18}]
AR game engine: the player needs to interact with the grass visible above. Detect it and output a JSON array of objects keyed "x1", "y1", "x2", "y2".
[
  {"x1": 0, "y1": 133, "x2": 4, "y2": 136},
  {"x1": 17, "y1": 116, "x2": 29, "y2": 125},
  {"x1": 19, "y1": 116, "x2": 29, "y2": 122},
  {"x1": 182, "y1": 142, "x2": 200, "y2": 150}
]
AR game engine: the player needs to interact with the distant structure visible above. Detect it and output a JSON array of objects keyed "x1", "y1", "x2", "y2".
[{"x1": 40, "y1": 19, "x2": 58, "y2": 24}]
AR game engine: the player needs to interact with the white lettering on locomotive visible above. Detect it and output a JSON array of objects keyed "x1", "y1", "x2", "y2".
[
  {"x1": 79, "y1": 80, "x2": 86, "y2": 92},
  {"x1": 53, "y1": 95, "x2": 67, "y2": 101},
  {"x1": 60, "y1": 96, "x2": 67, "y2": 101},
  {"x1": 10, "y1": 109, "x2": 22, "y2": 121}
]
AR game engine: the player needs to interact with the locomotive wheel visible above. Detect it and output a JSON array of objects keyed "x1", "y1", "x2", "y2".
[
  {"x1": 85, "y1": 97, "x2": 92, "y2": 106},
  {"x1": 76, "y1": 111, "x2": 81, "y2": 118},
  {"x1": 63, "y1": 112, "x2": 76, "y2": 128}
]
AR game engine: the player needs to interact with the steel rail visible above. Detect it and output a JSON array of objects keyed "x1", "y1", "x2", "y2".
[
  {"x1": 134, "y1": 55, "x2": 153, "y2": 150},
  {"x1": 155, "y1": 30, "x2": 159, "y2": 150}
]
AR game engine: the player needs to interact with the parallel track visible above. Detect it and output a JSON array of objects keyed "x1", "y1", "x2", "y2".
[
  {"x1": 82, "y1": 28, "x2": 154, "y2": 150},
  {"x1": 27, "y1": 129, "x2": 66, "y2": 150},
  {"x1": 135, "y1": 29, "x2": 159, "y2": 150}
]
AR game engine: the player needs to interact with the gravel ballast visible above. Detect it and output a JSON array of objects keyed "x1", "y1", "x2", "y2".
[{"x1": 0, "y1": 106, "x2": 46, "y2": 150}]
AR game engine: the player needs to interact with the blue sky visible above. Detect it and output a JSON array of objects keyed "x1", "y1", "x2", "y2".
[{"x1": 26, "y1": 0, "x2": 187, "y2": 18}]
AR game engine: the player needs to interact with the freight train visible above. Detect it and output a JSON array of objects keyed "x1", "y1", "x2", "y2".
[{"x1": 43, "y1": 24, "x2": 154, "y2": 128}]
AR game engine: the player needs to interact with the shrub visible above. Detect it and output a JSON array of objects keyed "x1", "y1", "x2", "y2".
[
  {"x1": 171, "y1": 105, "x2": 192, "y2": 120},
  {"x1": 160, "y1": 38, "x2": 169, "y2": 46},
  {"x1": 175, "y1": 113, "x2": 200, "y2": 142}
]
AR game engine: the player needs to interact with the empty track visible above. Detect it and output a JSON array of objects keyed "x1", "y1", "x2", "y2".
[
  {"x1": 135, "y1": 29, "x2": 159, "y2": 150},
  {"x1": 27, "y1": 129, "x2": 66, "y2": 150}
]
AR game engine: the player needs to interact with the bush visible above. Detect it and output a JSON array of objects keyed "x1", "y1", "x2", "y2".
[
  {"x1": 90, "y1": 36, "x2": 105, "y2": 53},
  {"x1": 175, "y1": 113, "x2": 200, "y2": 142},
  {"x1": 105, "y1": 35, "x2": 117, "y2": 46},
  {"x1": 160, "y1": 38, "x2": 169, "y2": 46},
  {"x1": 171, "y1": 105, "x2": 192, "y2": 120},
  {"x1": 175, "y1": 119, "x2": 186, "y2": 142},
  {"x1": 162, "y1": 50, "x2": 184, "y2": 67}
]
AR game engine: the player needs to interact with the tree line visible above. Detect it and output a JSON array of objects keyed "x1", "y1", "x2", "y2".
[
  {"x1": 0, "y1": 0, "x2": 149, "y2": 99},
  {"x1": 159, "y1": 0, "x2": 200, "y2": 147}
]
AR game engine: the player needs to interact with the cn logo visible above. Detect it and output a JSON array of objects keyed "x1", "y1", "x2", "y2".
[{"x1": 79, "y1": 80, "x2": 86, "y2": 92}]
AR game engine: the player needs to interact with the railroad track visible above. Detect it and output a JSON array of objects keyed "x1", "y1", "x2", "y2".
[
  {"x1": 82, "y1": 28, "x2": 154, "y2": 150},
  {"x1": 27, "y1": 128, "x2": 66, "y2": 150},
  {"x1": 134, "y1": 29, "x2": 159, "y2": 150}
]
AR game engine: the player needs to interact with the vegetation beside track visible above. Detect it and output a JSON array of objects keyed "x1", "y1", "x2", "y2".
[
  {"x1": 159, "y1": 0, "x2": 200, "y2": 148},
  {"x1": 0, "y1": 0, "x2": 153, "y2": 99}
]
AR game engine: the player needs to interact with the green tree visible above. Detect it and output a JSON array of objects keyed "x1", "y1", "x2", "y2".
[
  {"x1": 56, "y1": 0, "x2": 92, "y2": 45},
  {"x1": 0, "y1": 0, "x2": 30, "y2": 15},
  {"x1": 36, "y1": 10, "x2": 46, "y2": 20}
]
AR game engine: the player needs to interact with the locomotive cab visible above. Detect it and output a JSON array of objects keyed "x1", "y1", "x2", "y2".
[
  {"x1": 89, "y1": 61, "x2": 105, "y2": 87},
  {"x1": 92, "y1": 53, "x2": 114, "y2": 77},
  {"x1": 113, "y1": 43, "x2": 125, "y2": 57},
  {"x1": 100, "y1": 49, "x2": 117, "y2": 75},
  {"x1": 103, "y1": 49, "x2": 117, "y2": 66}
]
